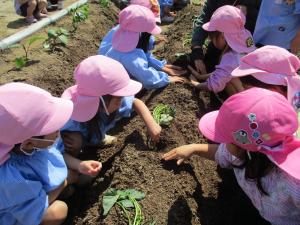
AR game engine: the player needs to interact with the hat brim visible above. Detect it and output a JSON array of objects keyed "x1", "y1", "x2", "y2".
[
  {"x1": 231, "y1": 62, "x2": 270, "y2": 77},
  {"x1": 62, "y1": 86, "x2": 100, "y2": 122},
  {"x1": 224, "y1": 29, "x2": 256, "y2": 53},
  {"x1": 110, "y1": 79, "x2": 142, "y2": 96},
  {"x1": 112, "y1": 28, "x2": 140, "y2": 52},
  {"x1": 267, "y1": 146, "x2": 300, "y2": 180},
  {"x1": 0, "y1": 143, "x2": 13, "y2": 165},
  {"x1": 150, "y1": 25, "x2": 161, "y2": 34},
  {"x1": 39, "y1": 95, "x2": 74, "y2": 135},
  {"x1": 198, "y1": 111, "x2": 229, "y2": 143},
  {"x1": 202, "y1": 22, "x2": 216, "y2": 31}
]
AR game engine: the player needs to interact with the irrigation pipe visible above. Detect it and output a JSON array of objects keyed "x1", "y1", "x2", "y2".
[{"x1": 0, "y1": 0, "x2": 88, "y2": 50}]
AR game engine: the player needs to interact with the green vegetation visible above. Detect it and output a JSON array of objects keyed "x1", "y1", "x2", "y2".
[
  {"x1": 103, "y1": 188, "x2": 145, "y2": 225},
  {"x1": 43, "y1": 28, "x2": 69, "y2": 51},
  {"x1": 70, "y1": 4, "x2": 89, "y2": 32},
  {"x1": 11, "y1": 36, "x2": 45, "y2": 69},
  {"x1": 153, "y1": 104, "x2": 176, "y2": 126}
]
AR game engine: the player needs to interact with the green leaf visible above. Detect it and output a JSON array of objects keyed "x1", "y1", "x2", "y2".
[
  {"x1": 28, "y1": 36, "x2": 46, "y2": 46},
  {"x1": 102, "y1": 194, "x2": 119, "y2": 216},
  {"x1": 48, "y1": 29, "x2": 57, "y2": 38},
  {"x1": 125, "y1": 189, "x2": 145, "y2": 200},
  {"x1": 43, "y1": 42, "x2": 50, "y2": 49},
  {"x1": 59, "y1": 28, "x2": 69, "y2": 35},
  {"x1": 118, "y1": 199, "x2": 134, "y2": 208},
  {"x1": 14, "y1": 57, "x2": 26, "y2": 69},
  {"x1": 58, "y1": 35, "x2": 68, "y2": 46}
]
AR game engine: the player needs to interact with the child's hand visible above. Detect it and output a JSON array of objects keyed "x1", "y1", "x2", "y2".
[
  {"x1": 78, "y1": 160, "x2": 102, "y2": 177},
  {"x1": 169, "y1": 76, "x2": 187, "y2": 83},
  {"x1": 61, "y1": 132, "x2": 83, "y2": 155},
  {"x1": 148, "y1": 122, "x2": 162, "y2": 143},
  {"x1": 193, "y1": 59, "x2": 207, "y2": 74},
  {"x1": 163, "y1": 64, "x2": 187, "y2": 76},
  {"x1": 189, "y1": 75, "x2": 200, "y2": 87},
  {"x1": 162, "y1": 145, "x2": 195, "y2": 165}
]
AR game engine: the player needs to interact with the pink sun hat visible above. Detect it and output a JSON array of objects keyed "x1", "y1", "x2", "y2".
[
  {"x1": 199, "y1": 87, "x2": 300, "y2": 179},
  {"x1": 130, "y1": 0, "x2": 161, "y2": 23},
  {"x1": 202, "y1": 5, "x2": 255, "y2": 53},
  {"x1": 62, "y1": 55, "x2": 142, "y2": 122},
  {"x1": 232, "y1": 45, "x2": 300, "y2": 86},
  {"x1": 112, "y1": 5, "x2": 161, "y2": 52},
  {"x1": 0, "y1": 82, "x2": 73, "y2": 165}
]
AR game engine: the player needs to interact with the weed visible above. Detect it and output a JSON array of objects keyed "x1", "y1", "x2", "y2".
[
  {"x1": 43, "y1": 28, "x2": 69, "y2": 51},
  {"x1": 69, "y1": 4, "x2": 89, "y2": 32},
  {"x1": 98, "y1": 0, "x2": 110, "y2": 7},
  {"x1": 10, "y1": 36, "x2": 45, "y2": 69},
  {"x1": 182, "y1": 33, "x2": 192, "y2": 48},
  {"x1": 102, "y1": 188, "x2": 145, "y2": 225},
  {"x1": 153, "y1": 104, "x2": 176, "y2": 126}
]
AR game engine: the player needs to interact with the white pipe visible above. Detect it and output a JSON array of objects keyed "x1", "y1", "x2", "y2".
[{"x1": 0, "y1": 0, "x2": 88, "y2": 50}]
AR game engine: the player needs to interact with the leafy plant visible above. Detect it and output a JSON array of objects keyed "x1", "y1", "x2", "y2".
[
  {"x1": 69, "y1": 4, "x2": 89, "y2": 32},
  {"x1": 103, "y1": 188, "x2": 145, "y2": 225},
  {"x1": 153, "y1": 104, "x2": 176, "y2": 126},
  {"x1": 43, "y1": 28, "x2": 69, "y2": 51},
  {"x1": 10, "y1": 35, "x2": 45, "y2": 69},
  {"x1": 98, "y1": 0, "x2": 110, "y2": 7}
]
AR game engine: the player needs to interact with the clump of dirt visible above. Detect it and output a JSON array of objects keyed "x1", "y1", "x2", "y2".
[{"x1": 0, "y1": 3, "x2": 270, "y2": 225}]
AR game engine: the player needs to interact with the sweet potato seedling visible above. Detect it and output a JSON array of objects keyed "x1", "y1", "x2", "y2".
[
  {"x1": 10, "y1": 36, "x2": 45, "y2": 69},
  {"x1": 99, "y1": 0, "x2": 110, "y2": 7},
  {"x1": 102, "y1": 188, "x2": 146, "y2": 225},
  {"x1": 153, "y1": 104, "x2": 176, "y2": 126},
  {"x1": 69, "y1": 4, "x2": 89, "y2": 32},
  {"x1": 43, "y1": 28, "x2": 69, "y2": 51}
]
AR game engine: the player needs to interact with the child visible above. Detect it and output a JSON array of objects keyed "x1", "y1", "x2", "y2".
[
  {"x1": 253, "y1": 0, "x2": 300, "y2": 54},
  {"x1": 159, "y1": 0, "x2": 176, "y2": 23},
  {"x1": 58, "y1": 55, "x2": 161, "y2": 184},
  {"x1": 189, "y1": 5, "x2": 256, "y2": 96},
  {"x1": 231, "y1": 45, "x2": 300, "y2": 98},
  {"x1": 13, "y1": 0, "x2": 48, "y2": 23},
  {"x1": 102, "y1": 5, "x2": 187, "y2": 90},
  {"x1": 0, "y1": 82, "x2": 73, "y2": 225},
  {"x1": 163, "y1": 87, "x2": 300, "y2": 225}
]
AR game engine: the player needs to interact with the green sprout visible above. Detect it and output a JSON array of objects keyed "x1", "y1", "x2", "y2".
[
  {"x1": 102, "y1": 188, "x2": 145, "y2": 225},
  {"x1": 69, "y1": 4, "x2": 89, "y2": 32},
  {"x1": 43, "y1": 28, "x2": 69, "y2": 51},
  {"x1": 10, "y1": 35, "x2": 45, "y2": 69},
  {"x1": 153, "y1": 104, "x2": 176, "y2": 126},
  {"x1": 98, "y1": 0, "x2": 110, "y2": 7},
  {"x1": 182, "y1": 33, "x2": 192, "y2": 48}
]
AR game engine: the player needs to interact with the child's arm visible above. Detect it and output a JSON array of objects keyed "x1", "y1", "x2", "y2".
[
  {"x1": 63, "y1": 153, "x2": 102, "y2": 177},
  {"x1": 162, "y1": 143, "x2": 219, "y2": 165},
  {"x1": 190, "y1": 74, "x2": 209, "y2": 91},
  {"x1": 188, "y1": 65, "x2": 211, "y2": 80},
  {"x1": 133, "y1": 98, "x2": 162, "y2": 142}
]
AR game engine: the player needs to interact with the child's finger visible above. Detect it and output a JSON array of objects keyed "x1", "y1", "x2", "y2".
[
  {"x1": 177, "y1": 158, "x2": 184, "y2": 165},
  {"x1": 187, "y1": 65, "x2": 201, "y2": 77},
  {"x1": 162, "y1": 151, "x2": 177, "y2": 160}
]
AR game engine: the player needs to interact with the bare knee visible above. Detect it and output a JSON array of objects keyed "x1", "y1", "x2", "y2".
[
  {"x1": 28, "y1": 0, "x2": 37, "y2": 7},
  {"x1": 41, "y1": 200, "x2": 68, "y2": 225}
]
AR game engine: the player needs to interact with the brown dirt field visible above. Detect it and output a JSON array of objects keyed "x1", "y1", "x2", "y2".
[{"x1": 0, "y1": 2, "x2": 271, "y2": 225}]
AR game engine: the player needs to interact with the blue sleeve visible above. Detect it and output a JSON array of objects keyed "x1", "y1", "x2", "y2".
[
  {"x1": 148, "y1": 35, "x2": 156, "y2": 51},
  {"x1": 146, "y1": 53, "x2": 167, "y2": 70},
  {"x1": 98, "y1": 26, "x2": 119, "y2": 55},
  {"x1": 124, "y1": 50, "x2": 169, "y2": 90},
  {"x1": 117, "y1": 96, "x2": 134, "y2": 118},
  {"x1": 295, "y1": 1, "x2": 300, "y2": 14},
  {"x1": 159, "y1": 0, "x2": 173, "y2": 7},
  {"x1": 0, "y1": 166, "x2": 48, "y2": 225}
]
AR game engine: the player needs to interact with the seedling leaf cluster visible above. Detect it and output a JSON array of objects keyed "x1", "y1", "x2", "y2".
[
  {"x1": 70, "y1": 4, "x2": 89, "y2": 32},
  {"x1": 153, "y1": 104, "x2": 176, "y2": 126},
  {"x1": 43, "y1": 28, "x2": 69, "y2": 51},
  {"x1": 103, "y1": 188, "x2": 146, "y2": 225}
]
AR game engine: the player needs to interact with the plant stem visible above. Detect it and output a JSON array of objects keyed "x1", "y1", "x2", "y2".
[{"x1": 117, "y1": 202, "x2": 133, "y2": 225}]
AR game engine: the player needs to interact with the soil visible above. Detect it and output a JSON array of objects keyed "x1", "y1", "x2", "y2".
[{"x1": 0, "y1": 2, "x2": 271, "y2": 225}]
